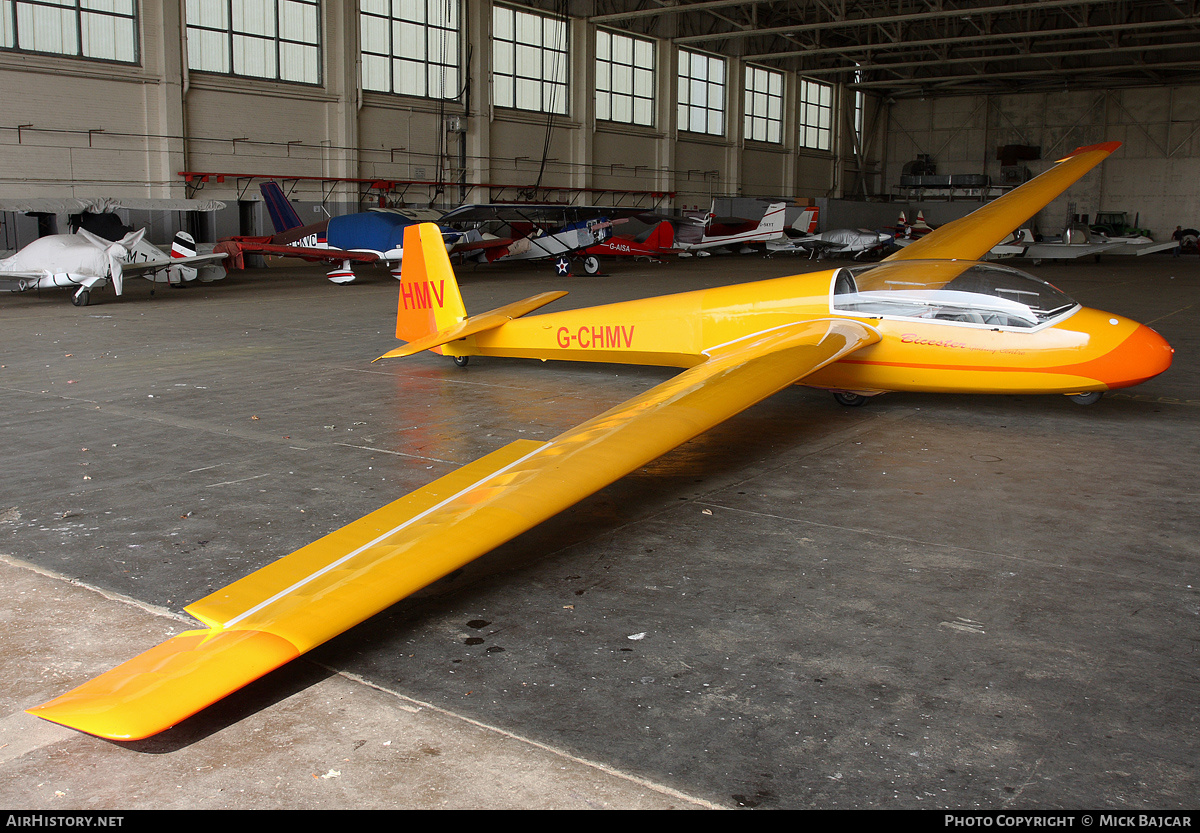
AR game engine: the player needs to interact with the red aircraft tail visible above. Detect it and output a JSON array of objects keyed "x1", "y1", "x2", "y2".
[
  {"x1": 644, "y1": 220, "x2": 675, "y2": 252},
  {"x1": 794, "y1": 206, "x2": 819, "y2": 235}
]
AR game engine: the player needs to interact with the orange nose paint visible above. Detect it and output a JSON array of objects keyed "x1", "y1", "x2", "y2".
[{"x1": 1061, "y1": 323, "x2": 1174, "y2": 390}]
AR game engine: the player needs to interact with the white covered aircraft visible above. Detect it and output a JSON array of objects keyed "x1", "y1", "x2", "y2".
[
  {"x1": 0, "y1": 228, "x2": 227, "y2": 306},
  {"x1": 768, "y1": 227, "x2": 895, "y2": 259}
]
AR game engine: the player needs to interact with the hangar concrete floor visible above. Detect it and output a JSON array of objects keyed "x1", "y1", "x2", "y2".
[{"x1": 1, "y1": 250, "x2": 1196, "y2": 810}]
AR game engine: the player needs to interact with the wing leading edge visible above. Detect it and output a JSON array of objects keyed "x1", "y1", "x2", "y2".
[{"x1": 29, "y1": 317, "x2": 878, "y2": 740}]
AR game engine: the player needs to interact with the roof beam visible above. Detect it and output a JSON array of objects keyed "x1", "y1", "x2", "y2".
[
  {"x1": 743, "y1": 18, "x2": 1200, "y2": 62},
  {"x1": 664, "y1": 0, "x2": 1113, "y2": 44}
]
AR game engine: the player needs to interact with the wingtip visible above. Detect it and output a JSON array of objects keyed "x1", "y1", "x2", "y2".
[
  {"x1": 27, "y1": 629, "x2": 300, "y2": 741},
  {"x1": 1060, "y1": 141, "x2": 1122, "y2": 161},
  {"x1": 374, "y1": 345, "x2": 417, "y2": 362}
]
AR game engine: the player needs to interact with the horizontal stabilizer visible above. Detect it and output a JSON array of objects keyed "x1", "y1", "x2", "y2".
[
  {"x1": 375, "y1": 290, "x2": 568, "y2": 361},
  {"x1": 122, "y1": 252, "x2": 228, "y2": 277}
]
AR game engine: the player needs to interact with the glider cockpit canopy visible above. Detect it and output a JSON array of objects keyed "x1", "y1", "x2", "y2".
[{"x1": 832, "y1": 260, "x2": 1079, "y2": 329}]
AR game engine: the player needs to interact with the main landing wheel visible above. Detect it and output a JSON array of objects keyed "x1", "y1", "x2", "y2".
[
  {"x1": 582, "y1": 256, "x2": 601, "y2": 275},
  {"x1": 1068, "y1": 391, "x2": 1103, "y2": 405},
  {"x1": 453, "y1": 355, "x2": 470, "y2": 367},
  {"x1": 832, "y1": 391, "x2": 869, "y2": 407},
  {"x1": 71, "y1": 290, "x2": 90, "y2": 307}
]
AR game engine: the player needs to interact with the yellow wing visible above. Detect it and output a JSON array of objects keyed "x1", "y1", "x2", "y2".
[
  {"x1": 29, "y1": 317, "x2": 879, "y2": 740},
  {"x1": 885, "y1": 141, "x2": 1121, "y2": 263}
]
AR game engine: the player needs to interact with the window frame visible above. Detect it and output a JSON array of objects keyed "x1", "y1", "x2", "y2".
[
  {"x1": 595, "y1": 27, "x2": 654, "y2": 128},
  {"x1": 185, "y1": 0, "x2": 322, "y2": 87},
  {"x1": 743, "y1": 63, "x2": 783, "y2": 145},
  {"x1": 798, "y1": 76, "x2": 833, "y2": 151},
  {"x1": 360, "y1": 0, "x2": 461, "y2": 101},
  {"x1": 0, "y1": 0, "x2": 139, "y2": 65},
  {"x1": 676, "y1": 47, "x2": 725, "y2": 137},
  {"x1": 491, "y1": 3, "x2": 568, "y2": 116}
]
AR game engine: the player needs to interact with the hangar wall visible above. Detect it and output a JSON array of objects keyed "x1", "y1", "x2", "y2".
[
  {"x1": 0, "y1": 0, "x2": 1193, "y2": 244},
  {"x1": 885, "y1": 88, "x2": 1200, "y2": 240},
  {"x1": 0, "y1": 0, "x2": 845, "y2": 233}
]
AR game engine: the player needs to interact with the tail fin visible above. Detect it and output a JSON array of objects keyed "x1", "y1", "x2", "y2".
[
  {"x1": 756, "y1": 203, "x2": 787, "y2": 235},
  {"x1": 793, "y1": 207, "x2": 819, "y2": 235},
  {"x1": 260, "y1": 182, "x2": 305, "y2": 233},
  {"x1": 380, "y1": 222, "x2": 566, "y2": 362},
  {"x1": 644, "y1": 220, "x2": 675, "y2": 252},
  {"x1": 396, "y1": 223, "x2": 467, "y2": 350},
  {"x1": 171, "y1": 231, "x2": 196, "y2": 259}
]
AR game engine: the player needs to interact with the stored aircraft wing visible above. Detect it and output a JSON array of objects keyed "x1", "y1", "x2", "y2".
[
  {"x1": 986, "y1": 228, "x2": 1159, "y2": 262},
  {"x1": 29, "y1": 140, "x2": 1174, "y2": 740}
]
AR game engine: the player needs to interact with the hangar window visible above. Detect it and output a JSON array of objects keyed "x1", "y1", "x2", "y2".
[
  {"x1": 798, "y1": 78, "x2": 832, "y2": 151},
  {"x1": 361, "y1": 0, "x2": 460, "y2": 100},
  {"x1": 0, "y1": 0, "x2": 137, "y2": 63},
  {"x1": 677, "y1": 48, "x2": 724, "y2": 136},
  {"x1": 492, "y1": 4, "x2": 567, "y2": 115},
  {"x1": 185, "y1": 0, "x2": 321, "y2": 85},
  {"x1": 744, "y1": 64, "x2": 783, "y2": 144},
  {"x1": 596, "y1": 29, "x2": 654, "y2": 127}
]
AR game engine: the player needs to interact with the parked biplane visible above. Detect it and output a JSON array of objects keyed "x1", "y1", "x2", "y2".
[
  {"x1": 29, "y1": 141, "x2": 1174, "y2": 741},
  {"x1": 437, "y1": 202, "x2": 678, "y2": 275}
]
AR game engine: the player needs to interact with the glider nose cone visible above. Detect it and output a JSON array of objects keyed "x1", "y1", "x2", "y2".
[{"x1": 1108, "y1": 323, "x2": 1174, "y2": 388}]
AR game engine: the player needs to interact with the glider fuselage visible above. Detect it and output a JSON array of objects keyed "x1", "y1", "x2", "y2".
[{"x1": 449, "y1": 263, "x2": 1172, "y2": 397}]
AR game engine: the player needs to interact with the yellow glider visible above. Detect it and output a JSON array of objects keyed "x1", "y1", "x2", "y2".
[{"x1": 29, "y1": 141, "x2": 1172, "y2": 740}]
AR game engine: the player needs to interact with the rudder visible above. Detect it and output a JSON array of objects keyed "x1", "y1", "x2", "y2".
[
  {"x1": 260, "y1": 182, "x2": 305, "y2": 233},
  {"x1": 396, "y1": 223, "x2": 467, "y2": 348},
  {"x1": 171, "y1": 231, "x2": 196, "y2": 258},
  {"x1": 757, "y1": 203, "x2": 787, "y2": 234},
  {"x1": 644, "y1": 220, "x2": 675, "y2": 251},
  {"x1": 794, "y1": 206, "x2": 819, "y2": 235}
]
